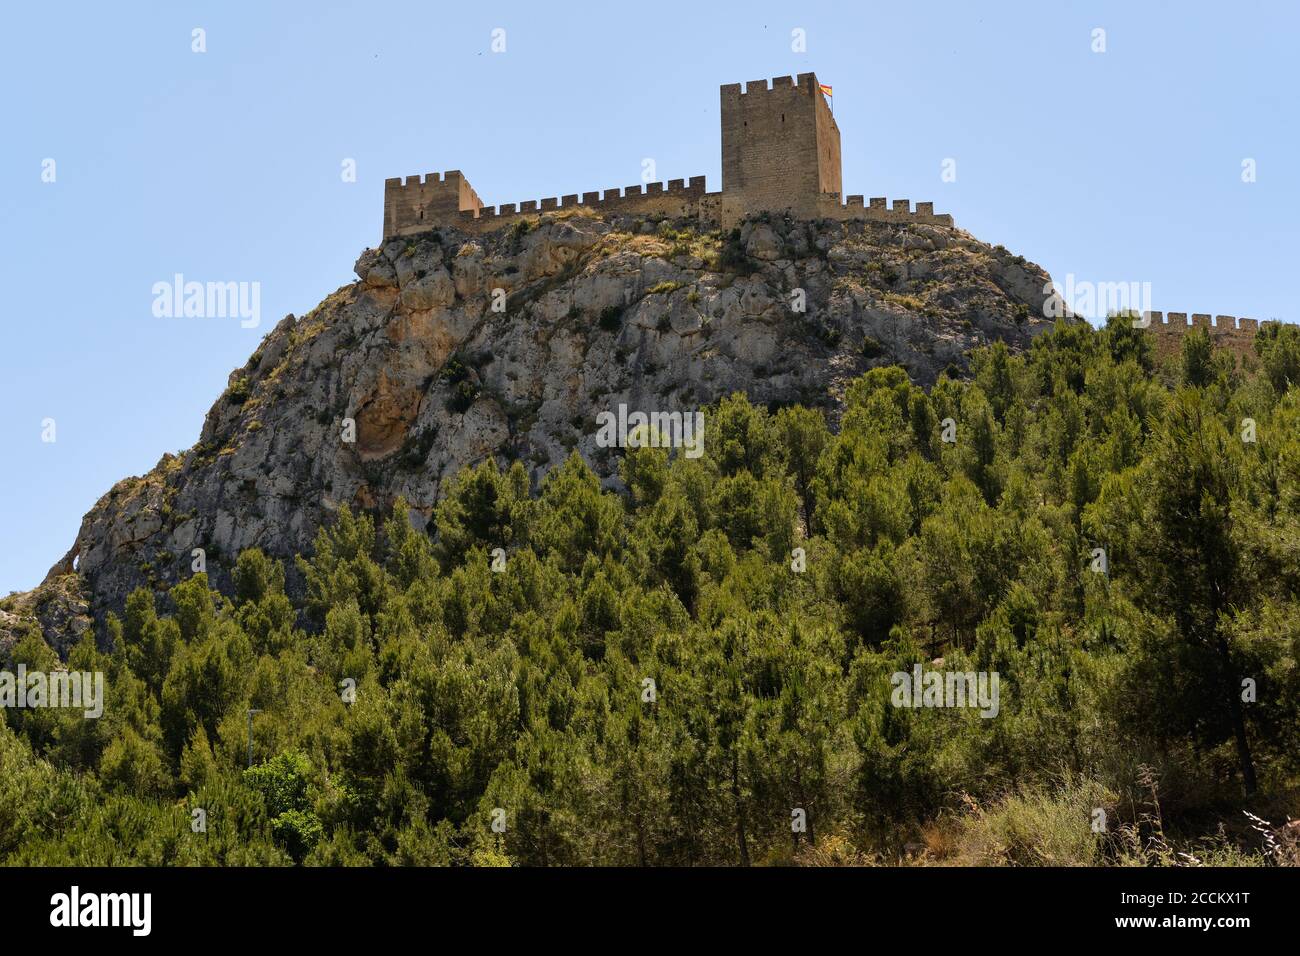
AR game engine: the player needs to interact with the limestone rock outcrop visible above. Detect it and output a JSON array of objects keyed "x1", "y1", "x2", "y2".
[{"x1": 20, "y1": 210, "x2": 1061, "y2": 640}]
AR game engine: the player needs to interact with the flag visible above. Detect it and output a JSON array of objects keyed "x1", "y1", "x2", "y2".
[{"x1": 819, "y1": 83, "x2": 833, "y2": 97}]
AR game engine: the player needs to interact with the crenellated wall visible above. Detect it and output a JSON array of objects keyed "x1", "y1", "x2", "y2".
[
  {"x1": 821, "y1": 195, "x2": 953, "y2": 226},
  {"x1": 448, "y1": 176, "x2": 710, "y2": 236},
  {"x1": 1140, "y1": 311, "x2": 1272, "y2": 360},
  {"x1": 382, "y1": 73, "x2": 954, "y2": 239},
  {"x1": 382, "y1": 170, "x2": 483, "y2": 241}
]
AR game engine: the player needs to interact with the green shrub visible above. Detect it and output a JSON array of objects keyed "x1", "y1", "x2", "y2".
[
  {"x1": 226, "y1": 377, "x2": 251, "y2": 405},
  {"x1": 598, "y1": 305, "x2": 623, "y2": 332}
]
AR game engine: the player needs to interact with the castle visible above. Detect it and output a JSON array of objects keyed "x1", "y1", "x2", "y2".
[
  {"x1": 382, "y1": 72, "x2": 953, "y2": 239},
  {"x1": 1140, "y1": 312, "x2": 1274, "y2": 361},
  {"x1": 381, "y1": 72, "x2": 1284, "y2": 355}
]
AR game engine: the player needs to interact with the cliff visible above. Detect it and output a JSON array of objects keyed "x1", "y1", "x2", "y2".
[{"x1": 8, "y1": 209, "x2": 1060, "y2": 639}]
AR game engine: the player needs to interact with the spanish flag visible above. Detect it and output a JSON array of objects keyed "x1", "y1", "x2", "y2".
[{"x1": 819, "y1": 83, "x2": 833, "y2": 97}]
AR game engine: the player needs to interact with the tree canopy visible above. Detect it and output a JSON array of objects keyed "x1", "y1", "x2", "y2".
[{"x1": 3, "y1": 317, "x2": 1298, "y2": 866}]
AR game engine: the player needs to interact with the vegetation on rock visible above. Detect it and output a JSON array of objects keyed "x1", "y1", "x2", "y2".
[{"x1": 4, "y1": 318, "x2": 1299, "y2": 866}]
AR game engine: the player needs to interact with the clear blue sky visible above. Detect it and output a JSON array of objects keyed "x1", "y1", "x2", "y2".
[{"x1": 2, "y1": 0, "x2": 1296, "y2": 593}]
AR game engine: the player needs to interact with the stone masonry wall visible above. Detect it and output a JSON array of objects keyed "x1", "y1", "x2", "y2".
[
  {"x1": 382, "y1": 171, "x2": 483, "y2": 241},
  {"x1": 382, "y1": 72, "x2": 951, "y2": 238},
  {"x1": 719, "y1": 73, "x2": 839, "y2": 220},
  {"x1": 1140, "y1": 311, "x2": 1268, "y2": 361},
  {"x1": 384, "y1": 176, "x2": 711, "y2": 239}
]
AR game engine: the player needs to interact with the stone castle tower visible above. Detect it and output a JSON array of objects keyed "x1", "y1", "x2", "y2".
[
  {"x1": 719, "y1": 73, "x2": 842, "y2": 222},
  {"x1": 383, "y1": 72, "x2": 951, "y2": 239}
]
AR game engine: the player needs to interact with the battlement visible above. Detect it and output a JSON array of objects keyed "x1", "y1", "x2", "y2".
[
  {"x1": 382, "y1": 73, "x2": 952, "y2": 238},
  {"x1": 383, "y1": 170, "x2": 483, "y2": 239},
  {"x1": 720, "y1": 72, "x2": 823, "y2": 98},
  {"x1": 832, "y1": 195, "x2": 954, "y2": 227},
  {"x1": 1141, "y1": 312, "x2": 1262, "y2": 333},
  {"x1": 1139, "y1": 311, "x2": 1280, "y2": 360},
  {"x1": 444, "y1": 176, "x2": 710, "y2": 233},
  {"x1": 719, "y1": 71, "x2": 840, "y2": 217}
]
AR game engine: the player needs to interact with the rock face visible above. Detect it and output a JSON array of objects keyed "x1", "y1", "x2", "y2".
[
  {"x1": 0, "y1": 574, "x2": 92, "y2": 660},
  {"x1": 29, "y1": 210, "x2": 1060, "y2": 636}
]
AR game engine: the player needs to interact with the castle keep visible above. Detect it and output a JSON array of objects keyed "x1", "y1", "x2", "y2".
[{"x1": 383, "y1": 72, "x2": 953, "y2": 239}]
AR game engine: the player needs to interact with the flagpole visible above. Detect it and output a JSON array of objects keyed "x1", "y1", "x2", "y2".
[{"x1": 818, "y1": 82, "x2": 833, "y2": 115}]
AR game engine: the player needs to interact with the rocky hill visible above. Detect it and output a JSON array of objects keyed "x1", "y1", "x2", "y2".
[{"x1": 8, "y1": 210, "x2": 1060, "y2": 642}]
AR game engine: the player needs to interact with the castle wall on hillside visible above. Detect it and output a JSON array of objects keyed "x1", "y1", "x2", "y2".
[
  {"x1": 1140, "y1": 311, "x2": 1271, "y2": 360},
  {"x1": 818, "y1": 195, "x2": 953, "y2": 226},
  {"x1": 382, "y1": 72, "x2": 952, "y2": 239},
  {"x1": 453, "y1": 176, "x2": 710, "y2": 236},
  {"x1": 382, "y1": 171, "x2": 483, "y2": 241}
]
